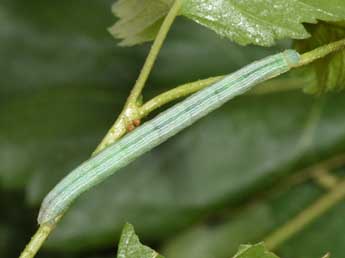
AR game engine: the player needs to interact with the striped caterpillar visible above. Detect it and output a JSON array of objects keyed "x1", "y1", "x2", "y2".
[{"x1": 38, "y1": 50, "x2": 300, "y2": 225}]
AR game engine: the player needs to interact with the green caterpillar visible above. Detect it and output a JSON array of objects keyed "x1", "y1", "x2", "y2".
[{"x1": 38, "y1": 50, "x2": 300, "y2": 225}]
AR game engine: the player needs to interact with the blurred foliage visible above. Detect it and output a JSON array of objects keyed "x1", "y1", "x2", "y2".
[
  {"x1": 1, "y1": 1, "x2": 345, "y2": 258},
  {"x1": 161, "y1": 176, "x2": 339, "y2": 258}
]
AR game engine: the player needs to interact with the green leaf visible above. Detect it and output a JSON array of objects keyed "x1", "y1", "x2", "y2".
[
  {"x1": 109, "y1": 0, "x2": 173, "y2": 46},
  {"x1": 110, "y1": 0, "x2": 345, "y2": 46},
  {"x1": 117, "y1": 223, "x2": 164, "y2": 258},
  {"x1": 232, "y1": 243, "x2": 278, "y2": 258},
  {"x1": 295, "y1": 22, "x2": 345, "y2": 94}
]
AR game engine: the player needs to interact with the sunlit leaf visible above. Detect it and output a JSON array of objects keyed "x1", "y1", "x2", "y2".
[{"x1": 110, "y1": 0, "x2": 345, "y2": 46}]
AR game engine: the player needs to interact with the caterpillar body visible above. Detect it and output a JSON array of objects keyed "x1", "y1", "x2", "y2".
[{"x1": 38, "y1": 50, "x2": 300, "y2": 225}]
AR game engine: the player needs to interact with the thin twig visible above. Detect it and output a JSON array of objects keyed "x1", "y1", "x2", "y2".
[
  {"x1": 312, "y1": 168, "x2": 339, "y2": 190},
  {"x1": 264, "y1": 175, "x2": 345, "y2": 250},
  {"x1": 94, "y1": 0, "x2": 183, "y2": 153},
  {"x1": 19, "y1": 224, "x2": 55, "y2": 258},
  {"x1": 297, "y1": 38, "x2": 345, "y2": 67},
  {"x1": 140, "y1": 76, "x2": 223, "y2": 116}
]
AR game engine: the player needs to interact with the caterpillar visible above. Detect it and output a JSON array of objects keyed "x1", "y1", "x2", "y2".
[{"x1": 38, "y1": 50, "x2": 300, "y2": 225}]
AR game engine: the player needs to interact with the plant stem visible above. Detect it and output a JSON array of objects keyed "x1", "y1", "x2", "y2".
[
  {"x1": 125, "y1": 0, "x2": 183, "y2": 104},
  {"x1": 19, "y1": 224, "x2": 55, "y2": 258},
  {"x1": 264, "y1": 176, "x2": 345, "y2": 250},
  {"x1": 94, "y1": 0, "x2": 182, "y2": 153},
  {"x1": 130, "y1": 74, "x2": 308, "y2": 119},
  {"x1": 140, "y1": 76, "x2": 223, "y2": 116},
  {"x1": 287, "y1": 153, "x2": 345, "y2": 188},
  {"x1": 297, "y1": 38, "x2": 345, "y2": 67},
  {"x1": 312, "y1": 168, "x2": 339, "y2": 190}
]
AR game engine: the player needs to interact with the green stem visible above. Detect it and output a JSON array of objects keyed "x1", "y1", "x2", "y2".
[
  {"x1": 125, "y1": 0, "x2": 183, "y2": 105},
  {"x1": 140, "y1": 72, "x2": 315, "y2": 118},
  {"x1": 19, "y1": 223, "x2": 56, "y2": 258},
  {"x1": 264, "y1": 176, "x2": 345, "y2": 250},
  {"x1": 312, "y1": 168, "x2": 339, "y2": 190},
  {"x1": 140, "y1": 76, "x2": 223, "y2": 116},
  {"x1": 287, "y1": 153, "x2": 345, "y2": 188},
  {"x1": 139, "y1": 76, "x2": 308, "y2": 117},
  {"x1": 94, "y1": 0, "x2": 182, "y2": 153},
  {"x1": 297, "y1": 38, "x2": 345, "y2": 67}
]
